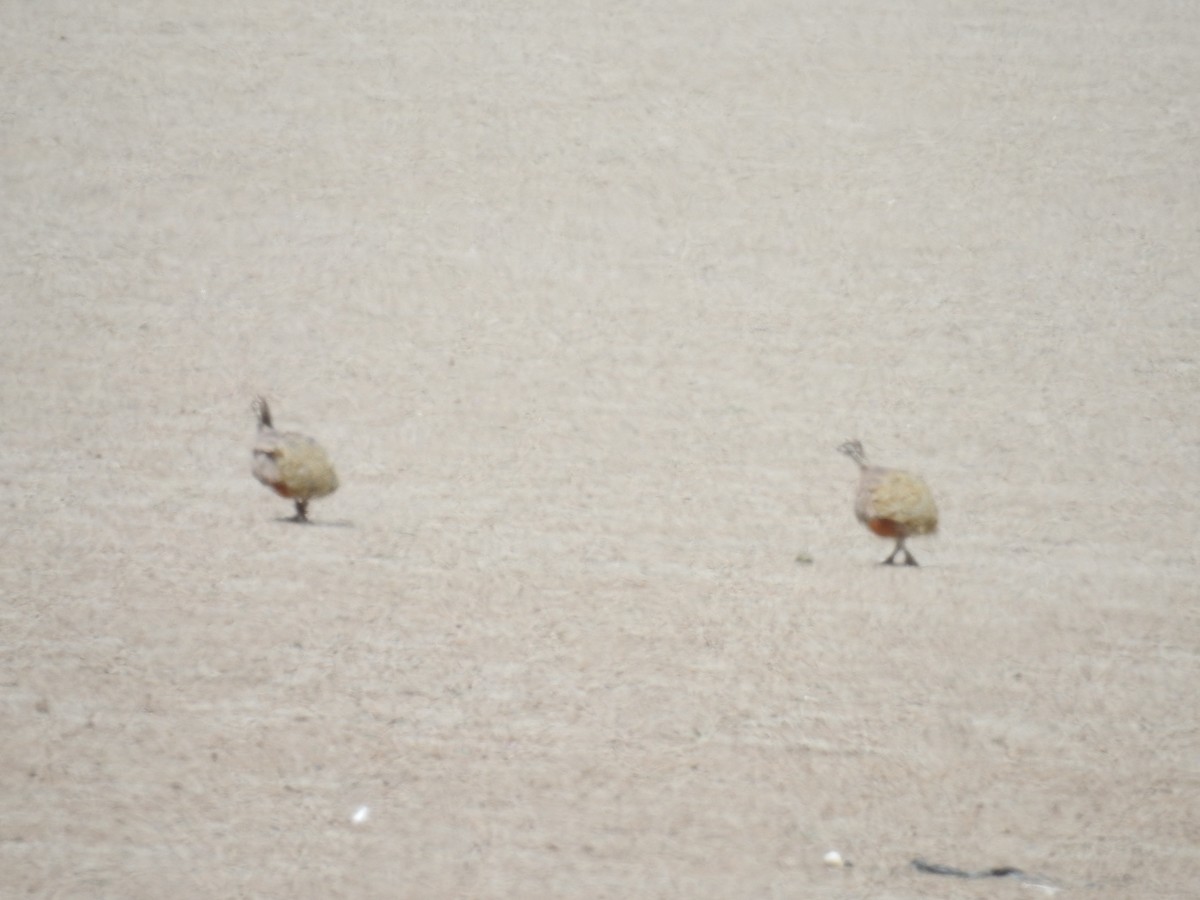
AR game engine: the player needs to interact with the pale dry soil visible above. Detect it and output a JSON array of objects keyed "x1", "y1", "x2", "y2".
[{"x1": 2, "y1": 2, "x2": 1198, "y2": 897}]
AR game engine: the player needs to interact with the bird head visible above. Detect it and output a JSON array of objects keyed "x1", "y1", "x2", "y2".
[
  {"x1": 837, "y1": 439, "x2": 867, "y2": 466},
  {"x1": 252, "y1": 396, "x2": 274, "y2": 429}
]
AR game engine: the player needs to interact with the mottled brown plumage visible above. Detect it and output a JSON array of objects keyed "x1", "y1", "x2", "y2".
[
  {"x1": 252, "y1": 397, "x2": 339, "y2": 523},
  {"x1": 838, "y1": 439, "x2": 937, "y2": 566}
]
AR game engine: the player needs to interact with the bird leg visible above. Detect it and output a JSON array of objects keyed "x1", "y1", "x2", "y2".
[
  {"x1": 882, "y1": 539, "x2": 920, "y2": 567},
  {"x1": 292, "y1": 499, "x2": 310, "y2": 523}
]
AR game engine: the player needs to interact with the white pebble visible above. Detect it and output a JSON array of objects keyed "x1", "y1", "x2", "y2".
[
  {"x1": 823, "y1": 850, "x2": 845, "y2": 868},
  {"x1": 352, "y1": 804, "x2": 371, "y2": 824}
]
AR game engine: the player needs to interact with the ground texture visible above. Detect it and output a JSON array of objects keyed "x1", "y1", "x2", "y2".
[{"x1": 3, "y1": 2, "x2": 1198, "y2": 897}]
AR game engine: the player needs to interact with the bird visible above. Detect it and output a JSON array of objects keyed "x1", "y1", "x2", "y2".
[
  {"x1": 837, "y1": 439, "x2": 938, "y2": 566},
  {"x1": 251, "y1": 396, "x2": 339, "y2": 523}
]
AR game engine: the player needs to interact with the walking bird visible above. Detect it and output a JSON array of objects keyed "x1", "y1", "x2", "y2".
[
  {"x1": 252, "y1": 397, "x2": 339, "y2": 523},
  {"x1": 837, "y1": 439, "x2": 937, "y2": 566}
]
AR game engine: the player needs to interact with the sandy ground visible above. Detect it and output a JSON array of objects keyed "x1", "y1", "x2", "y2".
[{"x1": 3, "y1": 1, "x2": 1198, "y2": 897}]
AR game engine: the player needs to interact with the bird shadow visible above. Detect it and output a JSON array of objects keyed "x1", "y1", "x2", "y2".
[{"x1": 272, "y1": 517, "x2": 356, "y2": 528}]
